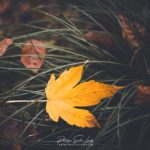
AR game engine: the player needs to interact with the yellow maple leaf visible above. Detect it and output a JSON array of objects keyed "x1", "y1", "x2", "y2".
[{"x1": 45, "y1": 65, "x2": 123, "y2": 128}]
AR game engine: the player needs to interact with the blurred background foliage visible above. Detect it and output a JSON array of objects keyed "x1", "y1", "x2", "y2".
[{"x1": 0, "y1": 0, "x2": 150, "y2": 150}]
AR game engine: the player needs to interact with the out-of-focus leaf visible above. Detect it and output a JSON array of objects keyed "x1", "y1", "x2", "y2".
[
  {"x1": 21, "y1": 39, "x2": 46, "y2": 73},
  {"x1": 0, "y1": 38, "x2": 13, "y2": 56}
]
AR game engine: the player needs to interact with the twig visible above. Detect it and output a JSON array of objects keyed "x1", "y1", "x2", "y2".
[{"x1": 6, "y1": 100, "x2": 47, "y2": 103}]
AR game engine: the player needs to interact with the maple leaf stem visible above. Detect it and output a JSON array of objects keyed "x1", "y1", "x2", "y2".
[{"x1": 6, "y1": 100, "x2": 47, "y2": 103}]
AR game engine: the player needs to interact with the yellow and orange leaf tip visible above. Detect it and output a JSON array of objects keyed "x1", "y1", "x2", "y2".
[{"x1": 45, "y1": 65, "x2": 123, "y2": 128}]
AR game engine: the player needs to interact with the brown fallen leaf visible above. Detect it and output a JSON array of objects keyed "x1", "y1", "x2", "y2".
[
  {"x1": 12, "y1": 144, "x2": 22, "y2": 150},
  {"x1": 134, "y1": 85, "x2": 150, "y2": 104},
  {"x1": 0, "y1": 38, "x2": 13, "y2": 56},
  {"x1": 0, "y1": 105, "x2": 38, "y2": 150},
  {"x1": 0, "y1": 0, "x2": 11, "y2": 14},
  {"x1": 118, "y1": 14, "x2": 145, "y2": 49},
  {"x1": 45, "y1": 65, "x2": 123, "y2": 128},
  {"x1": 63, "y1": 8, "x2": 80, "y2": 19},
  {"x1": 84, "y1": 31, "x2": 115, "y2": 49},
  {"x1": 21, "y1": 39, "x2": 46, "y2": 73},
  {"x1": 0, "y1": 105, "x2": 22, "y2": 150}
]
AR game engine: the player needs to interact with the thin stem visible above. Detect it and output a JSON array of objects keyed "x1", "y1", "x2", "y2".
[{"x1": 6, "y1": 100, "x2": 47, "y2": 103}]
